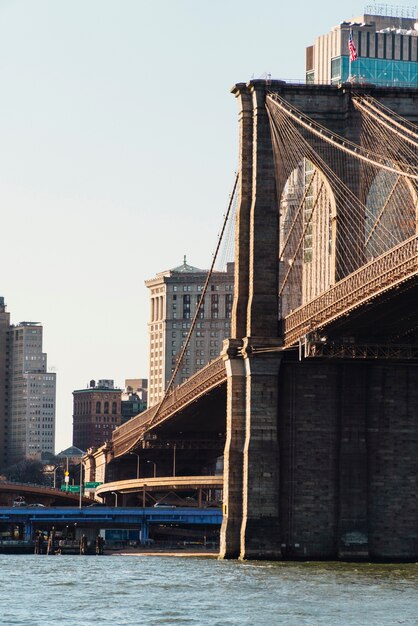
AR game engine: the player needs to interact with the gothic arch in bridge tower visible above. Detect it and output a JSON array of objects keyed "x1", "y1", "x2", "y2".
[
  {"x1": 364, "y1": 169, "x2": 417, "y2": 260},
  {"x1": 279, "y1": 160, "x2": 337, "y2": 317}
]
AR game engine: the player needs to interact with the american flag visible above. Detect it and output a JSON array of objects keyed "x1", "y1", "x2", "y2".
[{"x1": 348, "y1": 30, "x2": 358, "y2": 62}]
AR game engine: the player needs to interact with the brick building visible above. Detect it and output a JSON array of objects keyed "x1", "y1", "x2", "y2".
[{"x1": 72, "y1": 379, "x2": 122, "y2": 451}]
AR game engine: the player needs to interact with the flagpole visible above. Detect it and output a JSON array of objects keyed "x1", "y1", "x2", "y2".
[{"x1": 348, "y1": 30, "x2": 352, "y2": 81}]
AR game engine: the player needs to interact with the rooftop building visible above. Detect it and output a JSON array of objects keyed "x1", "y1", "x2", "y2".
[{"x1": 306, "y1": 6, "x2": 418, "y2": 87}]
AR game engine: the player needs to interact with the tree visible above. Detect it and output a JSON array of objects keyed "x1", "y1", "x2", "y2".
[{"x1": 1, "y1": 459, "x2": 49, "y2": 485}]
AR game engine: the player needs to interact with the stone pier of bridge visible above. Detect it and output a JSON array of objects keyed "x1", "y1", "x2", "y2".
[{"x1": 219, "y1": 80, "x2": 418, "y2": 561}]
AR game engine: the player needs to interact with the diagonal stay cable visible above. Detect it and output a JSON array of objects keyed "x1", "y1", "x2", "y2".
[
  {"x1": 267, "y1": 92, "x2": 418, "y2": 181},
  {"x1": 130, "y1": 171, "x2": 239, "y2": 444}
]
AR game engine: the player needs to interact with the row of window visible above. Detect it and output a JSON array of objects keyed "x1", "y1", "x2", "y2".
[
  {"x1": 170, "y1": 321, "x2": 230, "y2": 329},
  {"x1": 74, "y1": 401, "x2": 119, "y2": 414},
  {"x1": 172, "y1": 294, "x2": 233, "y2": 319},
  {"x1": 172, "y1": 284, "x2": 233, "y2": 292},
  {"x1": 172, "y1": 330, "x2": 220, "y2": 338}
]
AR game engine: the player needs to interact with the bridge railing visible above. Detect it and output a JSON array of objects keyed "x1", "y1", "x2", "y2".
[
  {"x1": 112, "y1": 357, "x2": 226, "y2": 453},
  {"x1": 283, "y1": 235, "x2": 418, "y2": 346}
]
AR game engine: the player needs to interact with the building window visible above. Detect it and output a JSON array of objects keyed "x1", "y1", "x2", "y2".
[
  {"x1": 211, "y1": 294, "x2": 219, "y2": 319},
  {"x1": 183, "y1": 294, "x2": 191, "y2": 319},
  {"x1": 96, "y1": 401, "x2": 101, "y2": 413},
  {"x1": 104, "y1": 401, "x2": 109, "y2": 414},
  {"x1": 112, "y1": 401, "x2": 117, "y2": 414},
  {"x1": 225, "y1": 293, "x2": 233, "y2": 319},
  {"x1": 196, "y1": 294, "x2": 205, "y2": 318}
]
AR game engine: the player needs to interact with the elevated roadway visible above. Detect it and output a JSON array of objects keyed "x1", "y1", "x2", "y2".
[
  {"x1": 0, "y1": 506, "x2": 223, "y2": 544},
  {"x1": 95, "y1": 475, "x2": 223, "y2": 506},
  {"x1": 0, "y1": 482, "x2": 91, "y2": 507}
]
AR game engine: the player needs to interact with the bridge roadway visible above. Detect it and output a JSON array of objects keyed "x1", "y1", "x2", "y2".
[
  {"x1": 0, "y1": 482, "x2": 91, "y2": 507},
  {"x1": 0, "y1": 506, "x2": 222, "y2": 543},
  {"x1": 111, "y1": 357, "x2": 227, "y2": 457},
  {"x1": 283, "y1": 234, "x2": 418, "y2": 347},
  {"x1": 95, "y1": 475, "x2": 223, "y2": 501},
  {"x1": 106, "y1": 236, "x2": 418, "y2": 461}
]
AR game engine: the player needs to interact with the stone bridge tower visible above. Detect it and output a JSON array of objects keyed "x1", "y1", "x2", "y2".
[{"x1": 220, "y1": 80, "x2": 418, "y2": 561}]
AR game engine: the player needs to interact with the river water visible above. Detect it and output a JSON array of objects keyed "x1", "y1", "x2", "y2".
[{"x1": 1, "y1": 554, "x2": 417, "y2": 625}]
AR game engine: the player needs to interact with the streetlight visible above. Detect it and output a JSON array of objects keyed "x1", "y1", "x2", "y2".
[
  {"x1": 130, "y1": 452, "x2": 140, "y2": 479},
  {"x1": 111, "y1": 491, "x2": 118, "y2": 507},
  {"x1": 43, "y1": 464, "x2": 59, "y2": 488},
  {"x1": 173, "y1": 444, "x2": 176, "y2": 477},
  {"x1": 147, "y1": 461, "x2": 157, "y2": 477},
  {"x1": 52, "y1": 466, "x2": 58, "y2": 489}
]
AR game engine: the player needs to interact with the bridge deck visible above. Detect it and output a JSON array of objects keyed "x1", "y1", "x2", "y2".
[
  {"x1": 95, "y1": 475, "x2": 223, "y2": 498},
  {"x1": 283, "y1": 235, "x2": 418, "y2": 346},
  {"x1": 107, "y1": 238, "x2": 418, "y2": 460},
  {"x1": 112, "y1": 357, "x2": 226, "y2": 457}
]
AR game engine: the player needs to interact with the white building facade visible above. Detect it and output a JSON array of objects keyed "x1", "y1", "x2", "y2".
[
  {"x1": 7, "y1": 322, "x2": 56, "y2": 464},
  {"x1": 145, "y1": 258, "x2": 234, "y2": 406}
]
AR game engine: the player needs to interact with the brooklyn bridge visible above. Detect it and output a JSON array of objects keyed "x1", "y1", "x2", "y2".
[{"x1": 85, "y1": 80, "x2": 418, "y2": 561}]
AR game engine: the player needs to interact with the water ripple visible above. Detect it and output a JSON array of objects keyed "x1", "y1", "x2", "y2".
[{"x1": 0, "y1": 555, "x2": 417, "y2": 625}]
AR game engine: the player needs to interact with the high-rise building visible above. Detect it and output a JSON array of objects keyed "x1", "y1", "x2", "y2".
[
  {"x1": 145, "y1": 258, "x2": 234, "y2": 406},
  {"x1": 72, "y1": 379, "x2": 122, "y2": 451},
  {"x1": 0, "y1": 298, "x2": 10, "y2": 468},
  {"x1": 121, "y1": 379, "x2": 148, "y2": 425},
  {"x1": 306, "y1": 7, "x2": 418, "y2": 87},
  {"x1": 6, "y1": 320, "x2": 56, "y2": 465}
]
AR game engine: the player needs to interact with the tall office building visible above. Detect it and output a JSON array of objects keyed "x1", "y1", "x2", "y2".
[
  {"x1": 0, "y1": 298, "x2": 10, "y2": 468},
  {"x1": 306, "y1": 7, "x2": 418, "y2": 86},
  {"x1": 121, "y1": 379, "x2": 148, "y2": 425},
  {"x1": 145, "y1": 258, "x2": 234, "y2": 406},
  {"x1": 7, "y1": 320, "x2": 56, "y2": 466}
]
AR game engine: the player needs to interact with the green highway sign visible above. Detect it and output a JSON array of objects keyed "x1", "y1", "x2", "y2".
[
  {"x1": 85, "y1": 482, "x2": 102, "y2": 489},
  {"x1": 61, "y1": 485, "x2": 82, "y2": 493}
]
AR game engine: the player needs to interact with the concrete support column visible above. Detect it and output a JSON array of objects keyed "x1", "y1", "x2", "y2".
[
  {"x1": 140, "y1": 521, "x2": 149, "y2": 545},
  {"x1": 24, "y1": 521, "x2": 32, "y2": 541},
  {"x1": 219, "y1": 339, "x2": 246, "y2": 559},
  {"x1": 240, "y1": 339, "x2": 282, "y2": 560}
]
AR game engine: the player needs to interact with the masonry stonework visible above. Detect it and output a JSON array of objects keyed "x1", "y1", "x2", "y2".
[{"x1": 220, "y1": 80, "x2": 418, "y2": 560}]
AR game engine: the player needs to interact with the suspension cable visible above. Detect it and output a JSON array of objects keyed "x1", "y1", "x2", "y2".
[{"x1": 138, "y1": 171, "x2": 239, "y2": 437}]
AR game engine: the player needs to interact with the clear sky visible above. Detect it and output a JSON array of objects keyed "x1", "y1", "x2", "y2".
[{"x1": 0, "y1": 0, "x2": 372, "y2": 451}]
